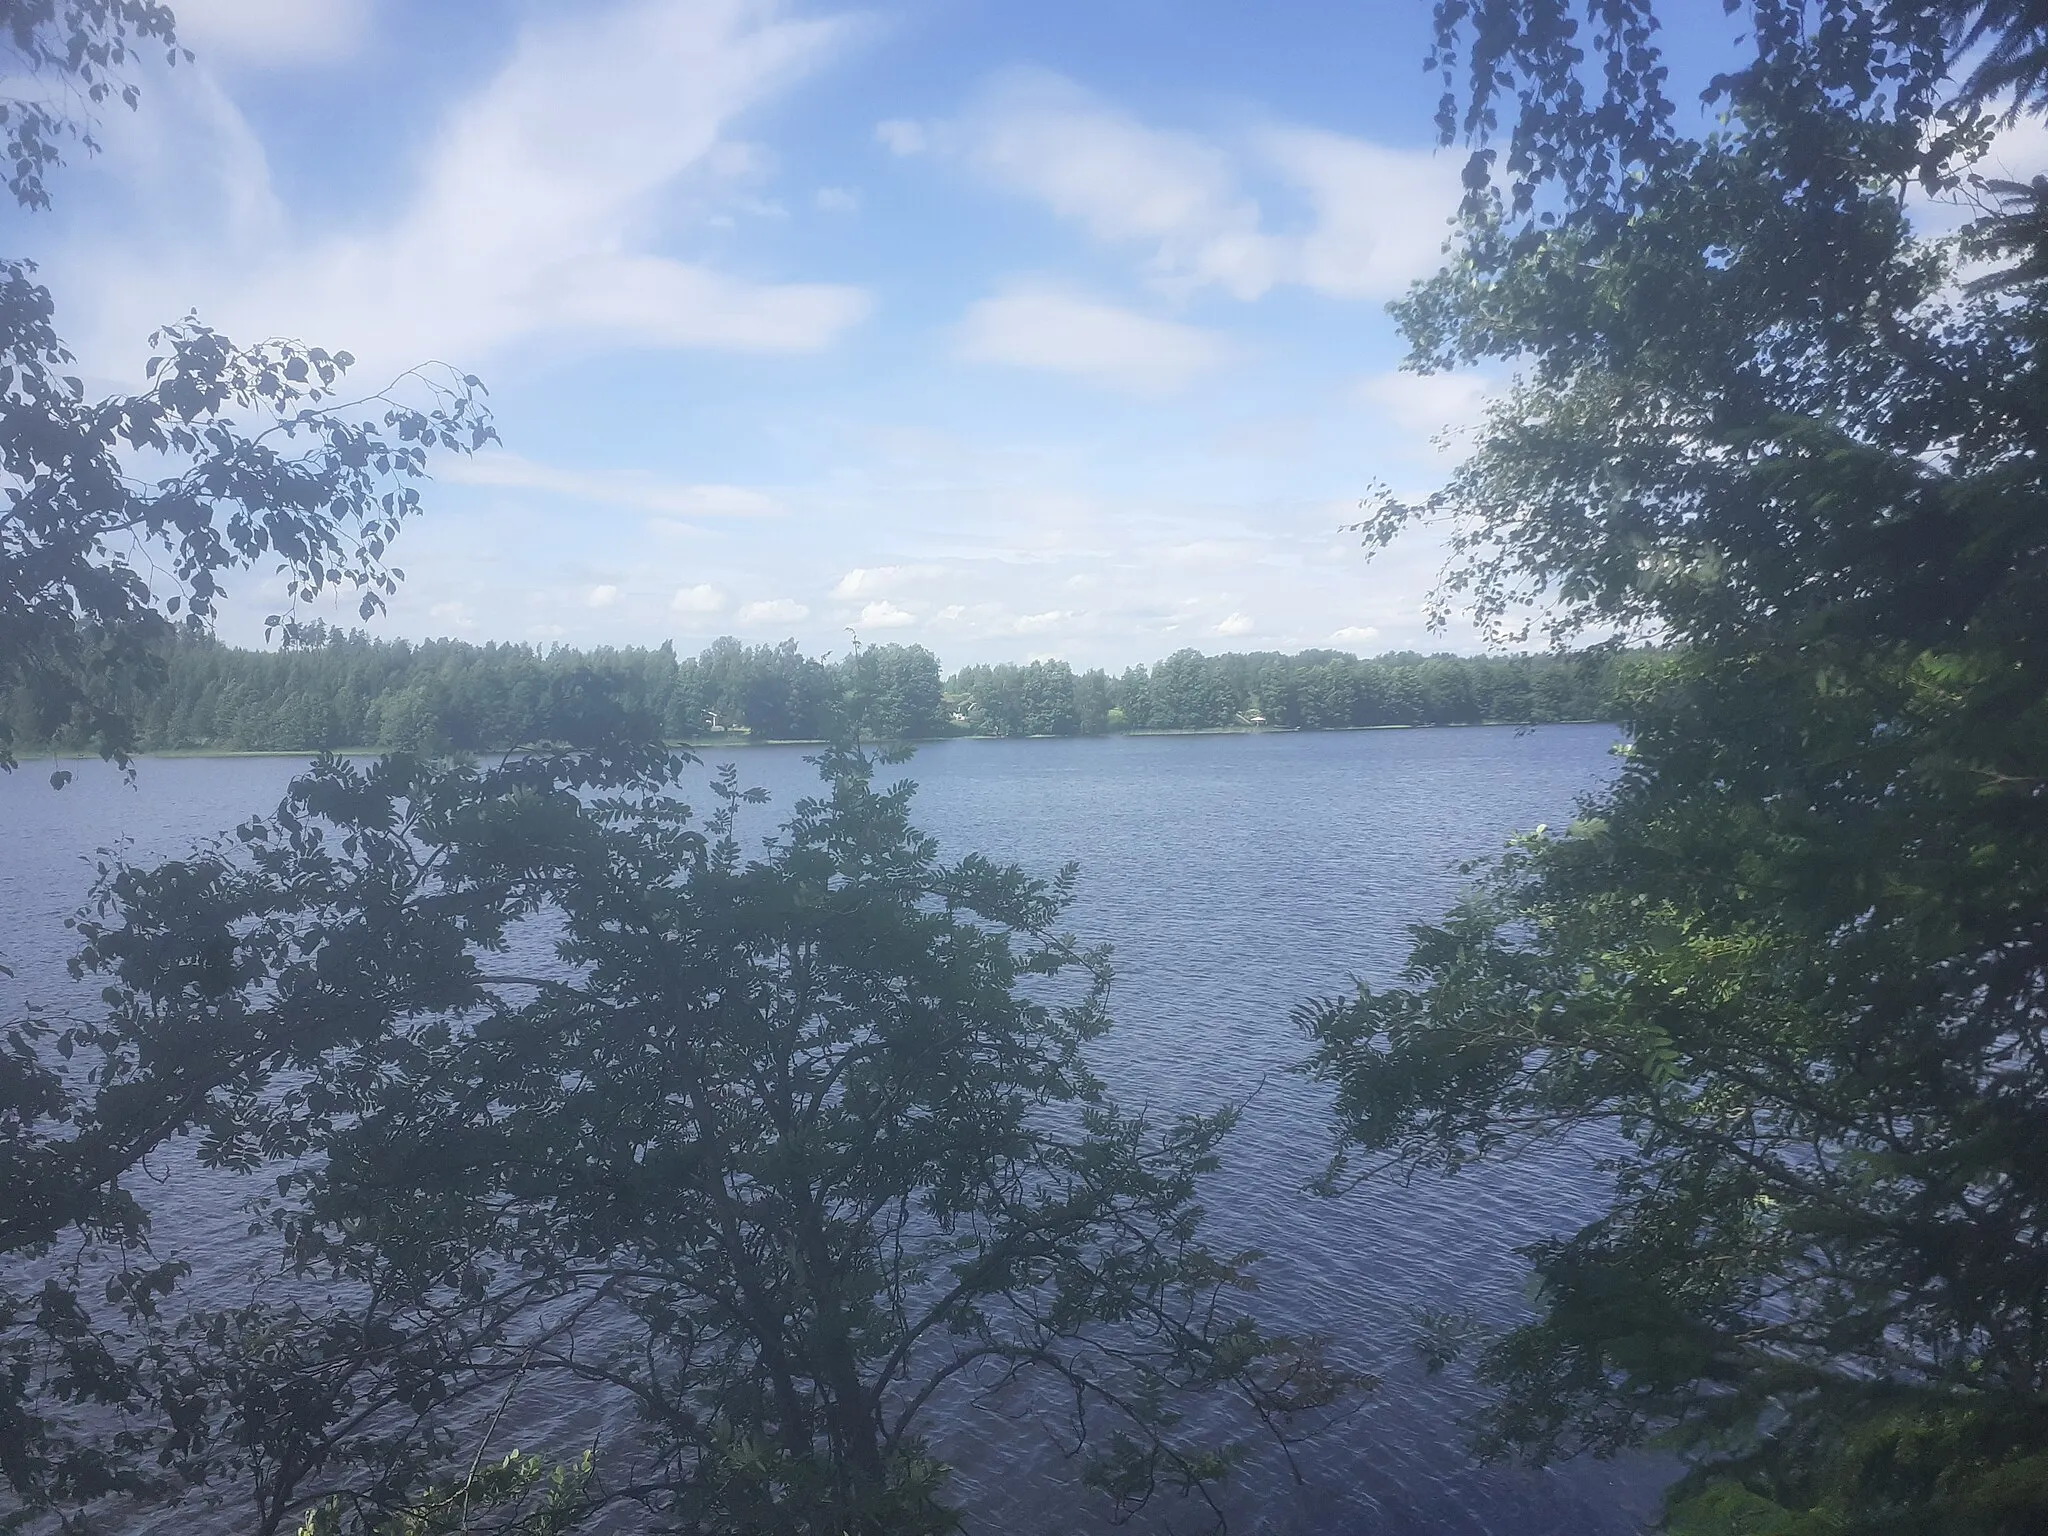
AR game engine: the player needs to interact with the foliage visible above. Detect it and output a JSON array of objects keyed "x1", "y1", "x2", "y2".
[
  {"x1": 0, "y1": 3, "x2": 496, "y2": 777},
  {"x1": 0, "y1": 0, "x2": 183, "y2": 211},
  {"x1": 293, "y1": 1451, "x2": 597, "y2": 1536},
  {"x1": 843, "y1": 638, "x2": 948, "y2": 741},
  {"x1": 1418, "y1": 1, "x2": 2044, "y2": 237},
  {"x1": 0, "y1": 731, "x2": 682, "y2": 1518},
  {"x1": 0, "y1": 266, "x2": 498, "y2": 775},
  {"x1": 6, "y1": 743, "x2": 1348, "y2": 1532},
  {"x1": 5, "y1": 630, "x2": 1657, "y2": 754},
  {"x1": 942, "y1": 646, "x2": 1651, "y2": 735},
  {"x1": 0, "y1": 10, "x2": 1342, "y2": 1527},
  {"x1": 1305, "y1": 2, "x2": 2048, "y2": 1531},
  {"x1": 3, "y1": 4, "x2": 518, "y2": 1527},
  {"x1": 950, "y1": 658, "x2": 1084, "y2": 737}
]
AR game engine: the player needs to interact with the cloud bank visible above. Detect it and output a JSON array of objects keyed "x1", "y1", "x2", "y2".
[
  {"x1": 65, "y1": 0, "x2": 871, "y2": 375},
  {"x1": 892, "y1": 69, "x2": 1460, "y2": 303},
  {"x1": 956, "y1": 289, "x2": 1227, "y2": 392}
]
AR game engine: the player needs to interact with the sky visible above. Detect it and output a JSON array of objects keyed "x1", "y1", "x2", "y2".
[{"x1": 21, "y1": 0, "x2": 2045, "y2": 669}]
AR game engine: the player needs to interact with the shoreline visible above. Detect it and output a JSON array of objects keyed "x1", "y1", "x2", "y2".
[{"x1": 16, "y1": 719, "x2": 1622, "y2": 763}]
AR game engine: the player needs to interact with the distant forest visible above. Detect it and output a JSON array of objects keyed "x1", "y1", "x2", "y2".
[{"x1": 8, "y1": 627, "x2": 1658, "y2": 754}]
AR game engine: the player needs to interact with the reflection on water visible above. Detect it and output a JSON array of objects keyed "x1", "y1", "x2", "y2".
[{"x1": 1, "y1": 727, "x2": 1666, "y2": 1533}]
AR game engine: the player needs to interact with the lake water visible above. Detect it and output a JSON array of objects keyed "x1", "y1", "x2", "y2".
[{"x1": 0, "y1": 727, "x2": 1667, "y2": 1534}]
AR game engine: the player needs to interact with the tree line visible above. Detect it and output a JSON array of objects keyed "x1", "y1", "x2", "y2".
[{"x1": 5, "y1": 624, "x2": 1655, "y2": 754}]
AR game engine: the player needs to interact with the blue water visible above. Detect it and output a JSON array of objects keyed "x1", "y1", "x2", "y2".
[{"x1": 0, "y1": 728, "x2": 1664, "y2": 1534}]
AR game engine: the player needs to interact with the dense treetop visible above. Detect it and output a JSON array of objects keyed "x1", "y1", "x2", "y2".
[
  {"x1": 2, "y1": 628, "x2": 1654, "y2": 754},
  {"x1": 1306, "y1": 3, "x2": 2048, "y2": 1533}
]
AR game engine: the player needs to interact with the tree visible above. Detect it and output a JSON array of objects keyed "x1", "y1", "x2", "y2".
[
  {"x1": 1147, "y1": 650, "x2": 1226, "y2": 730},
  {"x1": 1074, "y1": 667, "x2": 1112, "y2": 735},
  {"x1": 1017, "y1": 659, "x2": 1080, "y2": 736},
  {"x1": 1, "y1": 1, "x2": 183, "y2": 212},
  {"x1": 844, "y1": 642, "x2": 946, "y2": 740},
  {"x1": 21, "y1": 744, "x2": 1348, "y2": 1532},
  {"x1": 948, "y1": 662, "x2": 1025, "y2": 737},
  {"x1": 1, "y1": 3, "x2": 502, "y2": 1518},
  {"x1": 1115, "y1": 664, "x2": 1152, "y2": 728},
  {"x1": 733, "y1": 639, "x2": 831, "y2": 741},
  {"x1": 1, "y1": 3, "x2": 495, "y2": 776},
  {"x1": 1306, "y1": 3, "x2": 2048, "y2": 1531},
  {"x1": 7, "y1": 632, "x2": 1655, "y2": 755}
]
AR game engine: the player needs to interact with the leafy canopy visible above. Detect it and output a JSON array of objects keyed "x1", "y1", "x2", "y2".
[
  {"x1": 1, "y1": 1, "x2": 183, "y2": 211},
  {"x1": 1308, "y1": 3, "x2": 2048, "y2": 1532},
  {"x1": 0, "y1": 1, "x2": 496, "y2": 775},
  {"x1": 10, "y1": 742, "x2": 1348, "y2": 1532}
]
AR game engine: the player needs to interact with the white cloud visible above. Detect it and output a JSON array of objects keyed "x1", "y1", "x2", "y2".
[
  {"x1": 857, "y1": 600, "x2": 916, "y2": 628},
  {"x1": 934, "y1": 69, "x2": 1456, "y2": 302},
  {"x1": 961, "y1": 70, "x2": 1276, "y2": 298},
  {"x1": 1215, "y1": 611, "x2": 1254, "y2": 636},
  {"x1": 173, "y1": 0, "x2": 372, "y2": 66},
  {"x1": 1161, "y1": 538, "x2": 1262, "y2": 566},
  {"x1": 74, "y1": 0, "x2": 872, "y2": 373},
  {"x1": 1355, "y1": 370, "x2": 1497, "y2": 439},
  {"x1": 445, "y1": 452, "x2": 783, "y2": 519},
  {"x1": 1257, "y1": 126, "x2": 1458, "y2": 299},
  {"x1": 671, "y1": 583, "x2": 727, "y2": 613},
  {"x1": 831, "y1": 563, "x2": 943, "y2": 598},
  {"x1": 875, "y1": 118, "x2": 928, "y2": 155},
  {"x1": 956, "y1": 289, "x2": 1226, "y2": 393},
  {"x1": 322, "y1": 482, "x2": 1485, "y2": 665},
  {"x1": 430, "y1": 600, "x2": 478, "y2": 630},
  {"x1": 1011, "y1": 609, "x2": 1073, "y2": 633},
  {"x1": 815, "y1": 185, "x2": 860, "y2": 212},
  {"x1": 737, "y1": 597, "x2": 810, "y2": 624},
  {"x1": 588, "y1": 584, "x2": 620, "y2": 608},
  {"x1": 547, "y1": 259, "x2": 865, "y2": 352}
]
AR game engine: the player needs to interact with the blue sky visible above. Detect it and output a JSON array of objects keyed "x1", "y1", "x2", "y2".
[{"x1": 14, "y1": 1, "x2": 1809, "y2": 664}]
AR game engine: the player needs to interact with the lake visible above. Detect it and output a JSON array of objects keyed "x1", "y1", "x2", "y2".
[{"x1": 0, "y1": 726, "x2": 1667, "y2": 1534}]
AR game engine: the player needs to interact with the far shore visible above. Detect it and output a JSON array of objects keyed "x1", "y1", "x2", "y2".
[{"x1": 16, "y1": 719, "x2": 1621, "y2": 764}]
